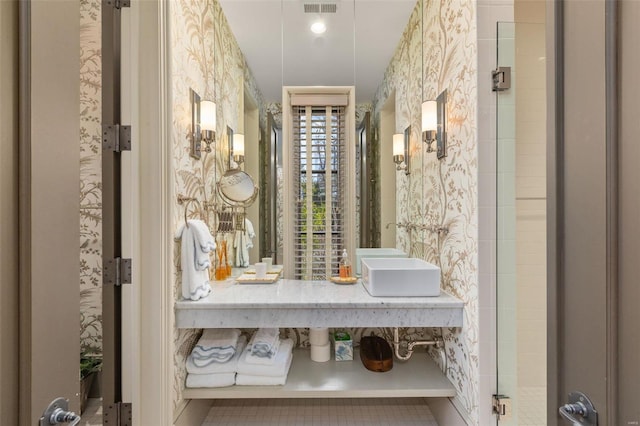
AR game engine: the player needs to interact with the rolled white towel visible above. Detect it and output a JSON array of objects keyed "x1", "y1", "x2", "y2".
[
  {"x1": 245, "y1": 338, "x2": 280, "y2": 366},
  {"x1": 191, "y1": 329, "x2": 241, "y2": 365},
  {"x1": 186, "y1": 372, "x2": 236, "y2": 388},
  {"x1": 249, "y1": 328, "x2": 280, "y2": 358},
  {"x1": 187, "y1": 336, "x2": 247, "y2": 374},
  {"x1": 237, "y1": 338, "x2": 293, "y2": 377}
]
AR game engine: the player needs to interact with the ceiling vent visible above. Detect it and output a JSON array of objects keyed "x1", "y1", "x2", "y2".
[{"x1": 304, "y1": 3, "x2": 337, "y2": 13}]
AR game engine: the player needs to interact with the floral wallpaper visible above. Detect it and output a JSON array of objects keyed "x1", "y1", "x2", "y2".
[
  {"x1": 79, "y1": 0, "x2": 102, "y2": 357},
  {"x1": 169, "y1": 0, "x2": 267, "y2": 415},
  {"x1": 372, "y1": 0, "x2": 479, "y2": 422}
]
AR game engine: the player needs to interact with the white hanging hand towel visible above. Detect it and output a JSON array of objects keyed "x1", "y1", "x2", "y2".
[
  {"x1": 233, "y1": 229, "x2": 249, "y2": 267},
  {"x1": 190, "y1": 219, "x2": 216, "y2": 270},
  {"x1": 175, "y1": 221, "x2": 211, "y2": 301},
  {"x1": 244, "y1": 218, "x2": 255, "y2": 249}
]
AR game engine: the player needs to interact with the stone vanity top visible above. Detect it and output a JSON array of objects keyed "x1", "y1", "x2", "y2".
[{"x1": 175, "y1": 278, "x2": 464, "y2": 329}]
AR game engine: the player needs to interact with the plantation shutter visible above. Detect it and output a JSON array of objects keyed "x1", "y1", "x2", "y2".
[{"x1": 291, "y1": 105, "x2": 347, "y2": 279}]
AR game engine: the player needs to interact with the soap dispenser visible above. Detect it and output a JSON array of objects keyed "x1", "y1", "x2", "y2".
[{"x1": 339, "y1": 249, "x2": 352, "y2": 278}]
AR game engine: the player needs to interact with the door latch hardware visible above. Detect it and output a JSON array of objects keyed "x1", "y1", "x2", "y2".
[
  {"x1": 492, "y1": 394, "x2": 512, "y2": 420},
  {"x1": 39, "y1": 397, "x2": 80, "y2": 426},
  {"x1": 492, "y1": 67, "x2": 511, "y2": 91},
  {"x1": 559, "y1": 391, "x2": 598, "y2": 425}
]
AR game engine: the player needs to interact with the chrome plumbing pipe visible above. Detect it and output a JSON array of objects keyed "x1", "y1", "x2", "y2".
[{"x1": 393, "y1": 327, "x2": 444, "y2": 361}]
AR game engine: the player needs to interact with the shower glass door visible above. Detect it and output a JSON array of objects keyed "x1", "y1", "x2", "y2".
[{"x1": 496, "y1": 21, "x2": 547, "y2": 425}]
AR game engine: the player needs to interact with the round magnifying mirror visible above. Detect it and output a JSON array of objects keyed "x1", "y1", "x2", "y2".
[{"x1": 217, "y1": 168, "x2": 258, "y2": 207}]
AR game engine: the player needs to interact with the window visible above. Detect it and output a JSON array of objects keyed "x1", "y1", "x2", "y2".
[{"x1": 291, "y1": 106, "x2": 347, "y2": 279}]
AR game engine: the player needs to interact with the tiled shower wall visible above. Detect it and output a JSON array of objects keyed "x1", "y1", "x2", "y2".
[{"x1": 514, "y1": 3, "x2": 546, "y2": 392}]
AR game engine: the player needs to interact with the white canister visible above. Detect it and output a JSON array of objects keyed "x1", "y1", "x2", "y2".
[
  {"x1": 310, "y1": 341, "x2": 331, "y2": 362},
  {"x1": 262, "y1": 257, "x2": 273, "y2": 271},
  {"x1": 254, "y1": 262, "x2": 267, "y2": 278}
]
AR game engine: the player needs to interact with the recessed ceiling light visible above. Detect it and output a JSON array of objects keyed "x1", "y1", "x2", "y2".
[{"x1": 310, "y1": 21, "x2": 326, "y2": 34}]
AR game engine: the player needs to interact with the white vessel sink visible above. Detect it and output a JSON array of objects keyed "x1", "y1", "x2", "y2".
[
  {"x1": 361, "y1": 258, "x2": 441, "y2": 297},
  {"x1": 355, "y1": 248, "x2": 408, "y2": 276}
]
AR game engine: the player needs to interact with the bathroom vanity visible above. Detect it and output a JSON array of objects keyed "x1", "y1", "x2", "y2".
[{"x1": 175, "y1": 279, "x2": 464, "y2": 400}]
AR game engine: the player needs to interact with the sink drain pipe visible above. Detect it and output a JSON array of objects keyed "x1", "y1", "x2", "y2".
[{"x1": 392, "y1": 327, "x2": 445, "y2": 362}]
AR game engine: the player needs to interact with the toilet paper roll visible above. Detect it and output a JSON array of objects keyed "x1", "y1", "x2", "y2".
[
  {"x1": 309, "y1": 327, "x2": 329, "y2": 346},
  {"x1": 310, "y1": 342, "x2": 331, "y2": 362}
]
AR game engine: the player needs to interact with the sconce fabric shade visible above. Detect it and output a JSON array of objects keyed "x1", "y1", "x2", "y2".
[
  {"x1": 421, "y1": 101, "x2": 437, "y2": 132},
  {"x1": 392, "y1": 133, "x2": 404, "y2": 156},
  {"x1": 200, "y1": 100, "x2": 216, "y2": 131},
  {"x1": 233, "y1": 133, "x2": 245, "y2": 156}
]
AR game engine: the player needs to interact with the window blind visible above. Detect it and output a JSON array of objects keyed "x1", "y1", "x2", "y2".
[{"x1": 291, "y1": 105, "x2": 347, "y2": 279}]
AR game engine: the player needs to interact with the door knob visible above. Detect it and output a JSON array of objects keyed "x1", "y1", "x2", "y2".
[
  {"x1": 39, "y1": 397, "x2": 80, "y2": 426},
  {"x1": 559, "y1": 391, "x2": 598, "y2": 425}
]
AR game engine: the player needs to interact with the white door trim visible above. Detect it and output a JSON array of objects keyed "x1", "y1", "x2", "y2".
[{"x1": 132, "y1": 1, "x2": 173, "y2": 424}]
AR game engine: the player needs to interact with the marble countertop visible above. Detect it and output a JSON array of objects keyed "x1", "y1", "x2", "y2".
[{"x1": 175, "y1": 278, "x2": 464, "y2": 329}]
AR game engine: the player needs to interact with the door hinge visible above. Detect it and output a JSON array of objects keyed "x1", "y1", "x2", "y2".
[
  {"x1": 102, "y1": 124, "x2": 132, "y2": 152},
  {"x1": 492, "y1": 394, "x2": 512, "y2": 420},
  {"x1": 104, "y1": 0, "x2": 130, "y2": 9},
  {"x1": 104, "y1": 257, "x2": 132, "y2": 286},
  {"x1": 492, "y1": 67, "x2": 511, "y2": 91},
  {"x1": 104, "y1": 402, "x2": 132, "y2": 426}
]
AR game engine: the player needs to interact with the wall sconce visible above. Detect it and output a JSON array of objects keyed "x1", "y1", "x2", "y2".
[
  {"x1": 200, "y1": 100, "x2": 217, "y2": 152},
  {"x1": 393, "y1": 133, "x2": 405, "y2": 171},
  {"x1": 421, "y1": 100, "x2": 437, "y2": 153},
  {"x1": 190, "y1": 88, "x2": 217, "y2": 159},
  {"x1": 232, "y1": 133, "x2": 245, "y2": 166},
  {"x1": 421, "y1": 90, "x2": 448, "y2": 160},
  {"x1": 392, "y1": 129, "x2": 410, "y2": 175}
]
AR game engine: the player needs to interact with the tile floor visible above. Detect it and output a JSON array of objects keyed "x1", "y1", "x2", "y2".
[
  {"x1": 202, "y1": 398, "x2": 439, "y2": 426},
  {"x1": 517, "y1": 386, "x2": 546, "y2": 426},
  {"x1": 81, "y1": 397, "x2": 440, "y2": 425}
]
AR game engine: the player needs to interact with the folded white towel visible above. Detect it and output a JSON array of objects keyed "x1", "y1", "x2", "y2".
[
  {"x1": 187, "y1": 336, "x2": 247, "y2": 374},
  {"x1": 235, "y1": 353, "x2": 293, "y2": 386},
  {"x1": 249, "y1": 328, "x2": 280, "y2": 358},
  {"x1": 191, "y1": 329, "x2": 241, "y2": 365},
  {"x1": 237, "y1": 338, "x2": 293, "y2": 377},
  {"x1": 245, "y1": 338, "x2": 281, "y2": 366},
  {"x1": 175, "y1": 222, "x2": 211, "y2": 301},
  {"x1": 235, "y1": 373, "x2": 288, "y2": 386},
  {"x1": 186, "y1": 372, "x2": 236, "y2": 388}
]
